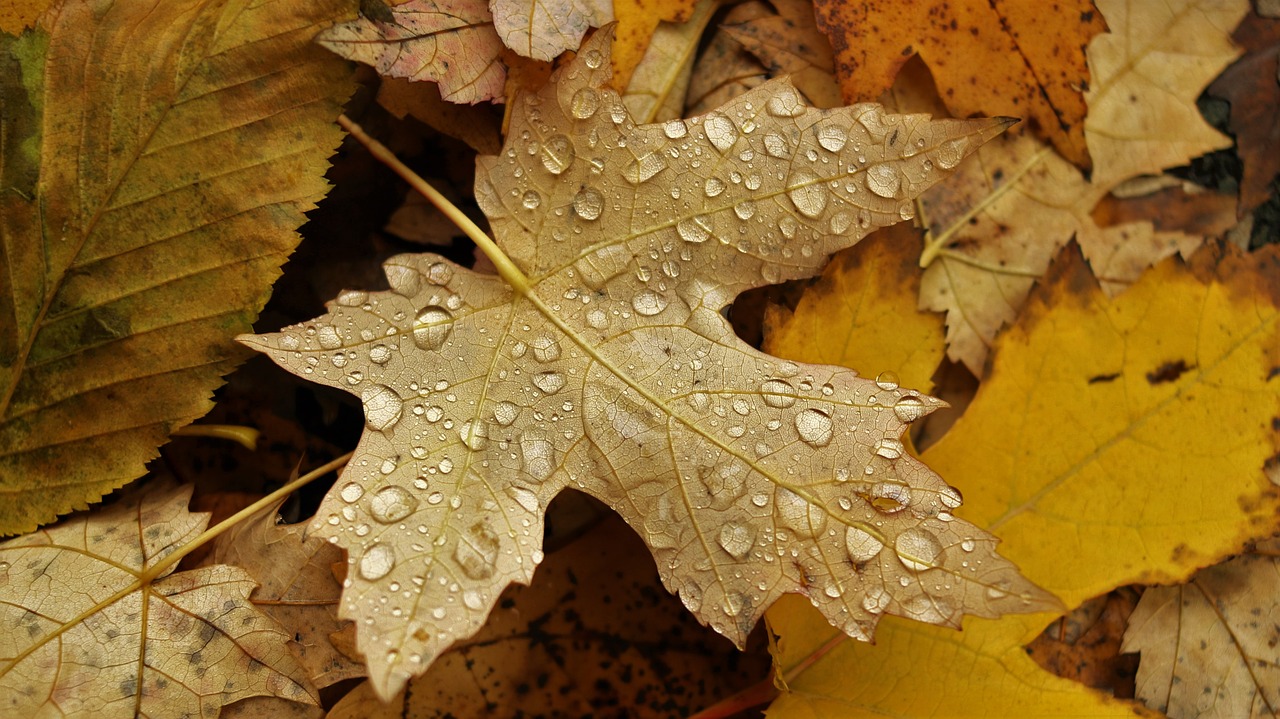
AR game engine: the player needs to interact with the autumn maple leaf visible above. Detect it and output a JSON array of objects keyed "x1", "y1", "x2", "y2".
[{"x1": 241, "y1": 27, "x2": 1057, "y2": 699}]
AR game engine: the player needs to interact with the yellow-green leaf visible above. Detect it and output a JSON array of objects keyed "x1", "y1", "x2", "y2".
[{"x1": 0, "y1": 0, "x2": 354, "y2": 533}]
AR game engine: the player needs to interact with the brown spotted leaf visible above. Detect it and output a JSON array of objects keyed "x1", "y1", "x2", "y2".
[
  {"x1": 0, "y1": 483, "x2": 316, "y2": 717},
  {"x1": 242, "y1": 28, "x2": 1056, "y2": 700}
]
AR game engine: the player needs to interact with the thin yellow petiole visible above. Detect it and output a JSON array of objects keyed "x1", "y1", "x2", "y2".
[{"x1": 336, "y1": 114, "x2": 531, "y2": 295}]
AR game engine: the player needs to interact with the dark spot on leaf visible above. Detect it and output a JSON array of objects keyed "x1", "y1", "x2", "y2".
[
  {"x1": 1087, "y1": 372, "x2": 1120, "y2": 384},
  {"x1": 1146, "y1": 359, "x2": 1193, "y2": 384}
]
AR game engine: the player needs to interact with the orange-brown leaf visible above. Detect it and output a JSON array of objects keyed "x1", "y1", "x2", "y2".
[{"x1": 812, "y1": 0, "x2": 1105, "y2": 167}]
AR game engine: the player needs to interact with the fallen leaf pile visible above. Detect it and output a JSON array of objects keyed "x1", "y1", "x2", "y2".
[{"x1": 1, "y1": 0, "x2": 1277, "y2": 715}]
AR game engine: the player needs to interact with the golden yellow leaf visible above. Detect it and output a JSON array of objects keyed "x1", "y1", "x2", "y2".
[
  {"x1": 0, "y1": 483, "x2": 316, "y2": 717},
  {"x1": 762, "y1": 224, "x2": 945, "y2": 396},
  {"x1": 210, "y1": 500, "x2": 364, "y2": 689},
  {"x1": 326, "y1": 514, "x2": 771, "y2": 717},
  {"x1": 0, "y1": 0, "x2": 354, "y2": 534},
  {"x1": 243, "y1": 29, "x2": 1055, "y2": 699},
  {"x1": 766, "y1": 243, "x2": 1280, "y2": 717},
  {"x1": 1124, "y1": 541, "x2": 1280, "y2": 718}
]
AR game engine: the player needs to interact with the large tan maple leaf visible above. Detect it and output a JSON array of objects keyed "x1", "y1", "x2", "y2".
[{"x1": 242, "y1": 28, "x2": 1056, "y2": 699}]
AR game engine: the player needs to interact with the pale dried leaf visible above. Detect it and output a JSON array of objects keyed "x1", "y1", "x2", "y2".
[
  {"x1": 318, "y1": 0, "x2": 506, "y2": 104},
  {"x1": 243, "y1": 28, "x2": 1055, "y2": 700},
  {"x1": 210, "y1": 501, "x2": 364, "y2": 688},
  {"x1": 724, "y1": 0, "x2": 841, "y2": 108},
  {"x1": 1085, "y1": 0, "x2": 1248, "y2": 188},
  {"x1": 0, "y1": 484, "x2": 315, "y2": 718},
  {"x1": 491, "y1": 0, "x2": 613, "y2": 61},
  {"x1": 919, "y1": 133, "x2": 1214, "y2": 372},
  {"x1": 1124, "y1": 551, "x2": 1280, "y2": 718},
  {"x1": 686, "y1": 1, "x2": 770, "y2": 115}
]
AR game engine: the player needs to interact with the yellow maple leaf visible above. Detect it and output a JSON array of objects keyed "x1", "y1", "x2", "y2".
[
  {"x1": 766, "y1": 243, "x2": 1280, "y2": 716},
  {"x1": 242, "y1": 28, "x2": 1057, "y2": 699}
]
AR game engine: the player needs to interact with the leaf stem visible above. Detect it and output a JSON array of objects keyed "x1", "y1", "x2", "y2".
[
  {"x1": 686, "y1": 675, "x2": 779, "y2": 719},
  {"x1": 138, "y1": 451, "x2": 352, "y2": 584},
  {"x1": 336, "y1": 114, "x2": 531, "y2": 294}
]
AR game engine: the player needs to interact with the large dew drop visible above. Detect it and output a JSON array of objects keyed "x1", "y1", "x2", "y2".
[
  {"x1": 369, "y1": 486, "x2": 418, "y2": 524},
  {"x1": 572, "y1": 187, "x2": 604, "y2": 220},
  {"x1": 412, "y1": 306, "x2": 453, "y2": 350},
  {"x1": 816, "y1": 124, "x2": 847, "y2": 152},
  {"x1": 570, "y1": 87, "x2": 599, "y2": 119},
  {"x1": 865, "y1": 164, "x2": 902, "y2": 198},
  {"x1": 459, "y1": 419, "x2": 489, "y2": 451},
  {"x1": 540, "y1": 134, "x2": 574, "y2": 175},
  {"x1": 533, "y1": 371, "x2": 565, "y2": 394},
  {"x1": 358, "y1": 544, "x2": 395, "y2": 581},
  {"x1": 761, "y1": 379, "x2": 796, "y2": 408},
  {"x1": 703, "y1": 113, "x2": 738, "y2": 152},
  {"x1": 893, "y1": 395, "x2": 927, "y2": 422},
  {"x1": 493, "y1": 400, "x2": 520, "y2": 427},
  {"x1": 717, "y1": 523, "x2": 754, "y2": 559},
  {"x1": 766, "y1": 88, "x2": 804, "y2": 117},
  {"x1": 794, "y1": 408, "x2": 833, "y2": 447},
  {"x1": 895, "y1": 528, "x2": 944, "y2": 571},
  {"x1": 519, "y1": 432, "x2": 556, "y2": 482},
  {"x1": 631, "y1": 290, "x2": 669, "y2": 316},
  {"x1": 786, "y1": 170, "x2": 828, "y2": 219},
  {"x1": 362, "y1": 385, "x2": 403, "y2": 432},
  {"x1": 934, "y1": 137, "x2": 968, "y2": 169},
  {"x1": 845, "y1": 526, "x2": 884, "y2": 562},
  {"x1": 677, "y1": 215, "x2": 713, "y2": 243}
]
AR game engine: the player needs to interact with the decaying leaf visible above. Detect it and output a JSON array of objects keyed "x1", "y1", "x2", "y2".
[
  {"x1": 492, "y1": 0, "x2": 613, "y2": 61},
  {"x1": 0, "y1": 0, "x2": 353, "y2": 534},
  {"x1": 326, "y1": 514, "x2": 771, "y2": 717},
  {"x1": 1124, "y1": 541, "x2": 1280, "y2": 719},
  {"x1": 210, "y1": 500, "x2": 365, "y2": 689},
  {"x1": 0, "y1": 483, "x2": 316, "y2": 717},
  {"x1": 914, "y1": 0, "x2": 1249, "y2": 373},
  {"x1": 243, "y1": 27, "x2": 1055, "y2": 699},
  {"x1": 919, "y1": 132, "x2": 1209, "y2": 373},
  {"x1": 811, "y1": 0, "x2": 1105, "y2": 167},
  {"x1": 1207, "y1": 10, "x2": 1280, "y2": 215},
  {"x1": 317, "y1": 0, "x2": 506, "y2": 104},
  {"x1": 723, "y1": 0, "x2": 841, "y2": 109},
  {"x1": 1085, "y1": 0, "x2": 1248, "y2": 189},
  {"x1": 378, "y1": 77, "x2": 504, "y2": 154},
  {"x1": 766, "y1": 243, "x2": 1280, "y2": 716},
  {"x1": 685, "y1": 1, "x2": 770, "y2": 115}
]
